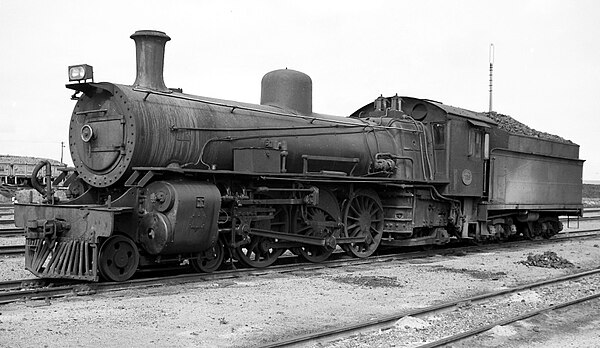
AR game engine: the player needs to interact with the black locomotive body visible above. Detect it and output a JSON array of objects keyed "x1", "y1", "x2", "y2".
[{"x1": 15, "y1": 30, "x2": 583, "y2": 281}]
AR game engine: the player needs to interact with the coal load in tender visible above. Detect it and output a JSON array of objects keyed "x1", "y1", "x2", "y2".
[{"x1": 486, "y1": 111, "x2": 573, "y2": 144}]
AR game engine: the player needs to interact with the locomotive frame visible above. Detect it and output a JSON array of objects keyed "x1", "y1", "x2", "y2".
[{"x1": 15, "y1": 30, "x2": 583, "y2": 282}]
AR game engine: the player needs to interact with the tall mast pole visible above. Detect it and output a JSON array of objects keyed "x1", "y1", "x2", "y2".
[{"x1": 489, "y1": 43, "x2": 494, "y2": 114}]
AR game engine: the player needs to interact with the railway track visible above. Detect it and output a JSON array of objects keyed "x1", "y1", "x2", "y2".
[
  {"x1": 0, "y1": 251, "x2": 422, "y2": 305},
  {"x1": 415, "y1": 294, "x2": 600, "y2": 347},
  {"x1": 560, "y1": 215, "x2": 600, "y2": 222},
  {"x1": 0, "y1": 244, "x2": 25, "y2": 255},
  {"x1": 0, "y1": 228, "x2": 22, "y2": 237},
  {"x1": 2, "y1": 227, "x2": 600, "y2": 305},
  {"x1": 2, "y1": 226, "x2": 599, "y2": 257},
  {"x1": 262, "y1": 268, "x2": 600, "y2": 347},
  {"x1": 0, "y1": 233, "x2": 568, "y2": 304}
]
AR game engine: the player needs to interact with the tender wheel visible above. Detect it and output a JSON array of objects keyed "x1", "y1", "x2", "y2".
[
  {"x1": 541, "y1": 220, "x2": 560, "y2": 239},
  {"x1": 519, "y1": 222, "x2": 534, "y2": 240},
  {"x1": 342, "y1": 190, "x2": 384, "y2": 258},
  {"x1": 292, "y1": 206, "x2": 338, "y2": 263},
  {"x1": 190, "y1": 240, "x2": 224, "y2": 273},
  {"x1": 235, "y1": 202, "x2": 288, "y2": 268},
  {"x1": 98, "y1": 235, "x2": 140, "y2": 282}
]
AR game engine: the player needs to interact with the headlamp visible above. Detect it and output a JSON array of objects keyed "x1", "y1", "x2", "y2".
[{"x1": 68, "y1": 64, "x2": 94, "y2": 82}]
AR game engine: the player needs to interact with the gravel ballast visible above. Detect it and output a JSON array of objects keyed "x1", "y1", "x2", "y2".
[{"x1": 1, "y1": 234, "x2": 599, "y2": 347}]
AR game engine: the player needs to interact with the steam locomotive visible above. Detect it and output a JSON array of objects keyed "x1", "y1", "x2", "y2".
[{"x1": 15, "y1": 30, "x2": 583, "y2": 282}]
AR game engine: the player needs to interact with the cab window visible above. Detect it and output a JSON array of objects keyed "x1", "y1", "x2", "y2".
[
  {"x1": 432, "y1": 123, "x2": 446, "y2": 149},
  {"x1": 468, "y1": 129, "x2": 483, "y2": 158}
]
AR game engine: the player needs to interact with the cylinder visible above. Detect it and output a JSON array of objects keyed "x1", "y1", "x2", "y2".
[{"x1": 138, "y1": 181, "x2": 221, "y2": 255}]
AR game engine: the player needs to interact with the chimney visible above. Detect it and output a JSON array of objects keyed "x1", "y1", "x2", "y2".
[{"x1": 130, "y1": 30, "x2": 171, "y2": 92}]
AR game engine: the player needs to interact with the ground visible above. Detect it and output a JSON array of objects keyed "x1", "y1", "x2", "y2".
[{"x1": 1, "y1": 229, "x2": 599, "y2": 347}]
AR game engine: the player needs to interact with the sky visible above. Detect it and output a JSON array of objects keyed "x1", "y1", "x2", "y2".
[{"x1": 1, "y1": 0, "x2": 599, "y2": 180}]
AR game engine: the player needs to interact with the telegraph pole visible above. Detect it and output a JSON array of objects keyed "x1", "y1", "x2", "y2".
[
  {"x1": 60, "y1": 141, "x2": 65, "y2": 164},
  {"x1": 489, "y1": 43, "x2": 494, "y2": 114}
]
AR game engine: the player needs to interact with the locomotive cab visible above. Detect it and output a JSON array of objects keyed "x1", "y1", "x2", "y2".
[{"x1": 400, "y1": 97, "x2": 495, "y2": 197}]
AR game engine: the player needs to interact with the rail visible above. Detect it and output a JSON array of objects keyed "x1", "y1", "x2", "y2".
[
  {"x1": 0, "y1": 245, "x2": 25, "y2": 255},
  {"x1": 0, "y1": 251, "x2": 425, "y2": 305},
  {"x1": 260, "y1": 268, "x2": 600, "y2": 347},
  {"x1": 418, "y1": 293, "x2": 600, "y2": 347},
  {"x1": 2, "y1": 226, "x2": 600, "y2": 257},
  {"x1": 0, "y1": 228, "x2": 22, "y2": 237},
  {"x1": 1, "y1": 228, "x2": 600, "y2": 302}
]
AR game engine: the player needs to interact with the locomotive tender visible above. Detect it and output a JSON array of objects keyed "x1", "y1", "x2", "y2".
[{"x1": 15, "y1": 30, "x2": 583, "y2": 281}]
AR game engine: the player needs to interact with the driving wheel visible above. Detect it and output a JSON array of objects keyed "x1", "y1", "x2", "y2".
[
  {"x1": 341, "y1": 190, "x2": 384, "y2": 258},
  {"x1": 292, "y1": 206, "x2": 338, "y2": 263}
]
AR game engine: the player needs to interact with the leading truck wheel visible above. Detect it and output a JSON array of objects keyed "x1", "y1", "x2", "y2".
[
  {"x1": 99, "y1": 235, "x2": 140, "y2": 282},
  {"x1": 292, "y1": 206, "x2": 338, "y2": 263},
  {"x1": 191, "y1": 240, "x2": 225, "y2": 273}
]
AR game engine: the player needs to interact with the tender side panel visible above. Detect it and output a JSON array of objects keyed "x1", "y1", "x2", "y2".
[
  {"x1": 488, "y1": 149, "x2": 583, "y2": 209},
  {"x1": 507, "y1": 134, "x2": 579, "y2": 158}
]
